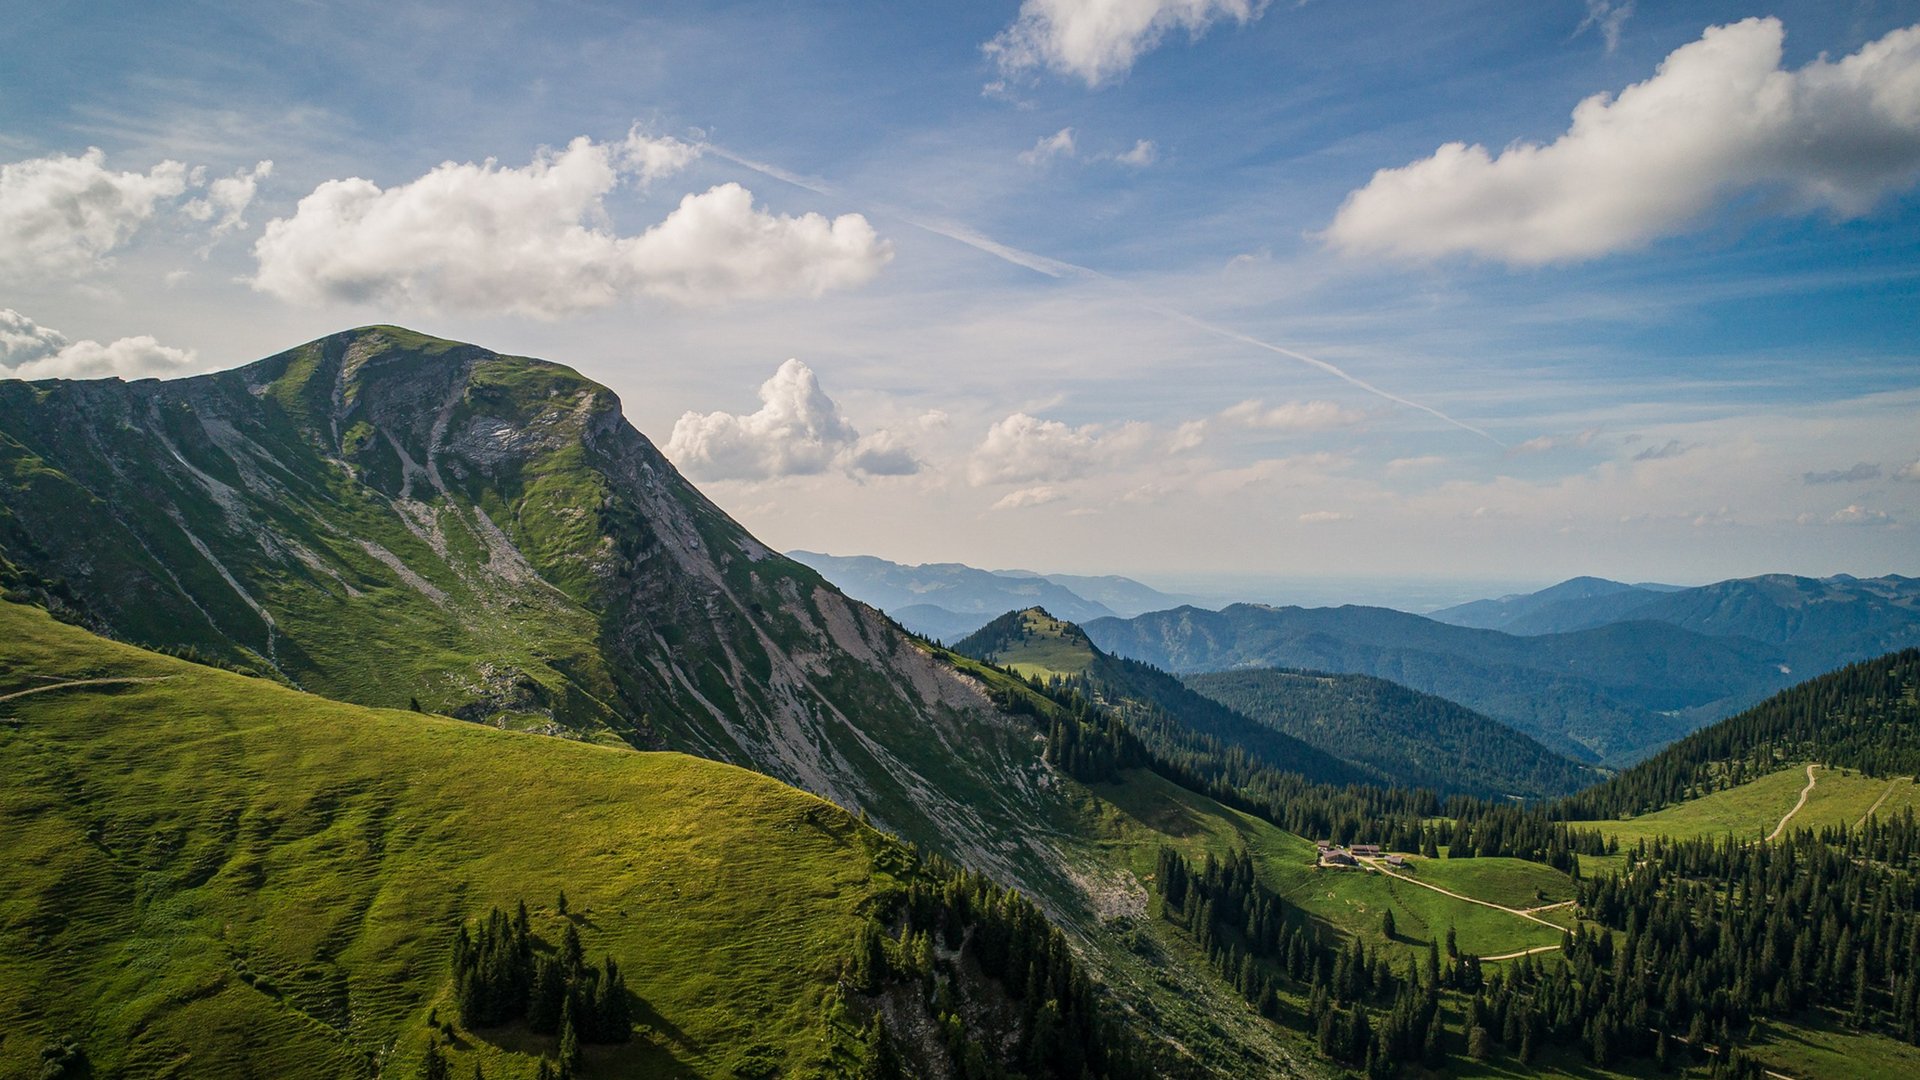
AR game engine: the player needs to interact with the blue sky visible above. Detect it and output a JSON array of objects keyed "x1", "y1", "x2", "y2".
[{"x1": 3, "y1": 0, "x2": 1918, "y2": 590}]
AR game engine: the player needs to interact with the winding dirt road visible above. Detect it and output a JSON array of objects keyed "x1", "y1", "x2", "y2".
[
  {"x1": 1855, "y1": 777, "x2": 1901, "y2": 830},
  {"x1": 1360, "y1": 858, "x2": 1568, "y2": 932},
  {"x1": 1765, "y1": 763, "x2": 1819, "y2": 842},
  {"x1": 0, "y1": 676, "x2": 173, "y2": 703}
]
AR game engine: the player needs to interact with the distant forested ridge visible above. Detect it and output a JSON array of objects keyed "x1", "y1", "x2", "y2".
[
  {"x1": 1084, "y1": 603, "x2": 1805, "y2": 764},
  {"x1": 956, "y1": 609, "x2": 1371, "y2": 788},
  {"x1": 1184, "y1": 668, "x2": 1596, "y2": 800},
  {"x1": 1556, "y1": 648, "x2": 1920, "y2": 821}
]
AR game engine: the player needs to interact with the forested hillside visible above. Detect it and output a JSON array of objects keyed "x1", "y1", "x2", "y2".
[
  {"x1": 1557, "y1": 648, "x2": 1920, "y2": 820},
  {"x1": 1184, "y1": 668, "x2": 1598, "y2": 800}
]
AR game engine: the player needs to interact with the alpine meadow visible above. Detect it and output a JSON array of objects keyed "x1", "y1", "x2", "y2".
[{"x1": 4, "y1": 3, "x2": 1920, "y2": 1079}]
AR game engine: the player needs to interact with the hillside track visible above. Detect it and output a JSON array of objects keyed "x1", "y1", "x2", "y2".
[
  {"x1": 1766, "y1": 764, "x2": 1819, "y2": 843},
  {"x1": 0, "y1": 676, "x2": 175, "y2": 703},
  {"x1": 1358, "y1": 858, "x2": 1566, "y2": 931},
  {"x1": 1482, "y1": 945, "x2": 1562, "y2": 962},
  {"x1": 1856, "y1": 778, "x2": 1902, "y2": 830}
]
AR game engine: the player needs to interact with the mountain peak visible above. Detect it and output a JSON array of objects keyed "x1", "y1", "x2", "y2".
[{"x1": 954, "y1": 607, "x2": 1099, "y2": 676}]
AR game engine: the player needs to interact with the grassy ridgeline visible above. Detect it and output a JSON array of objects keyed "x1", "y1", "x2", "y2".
[{"x1": 0, "y1": 600, "x2": 893, "y2": 1079}]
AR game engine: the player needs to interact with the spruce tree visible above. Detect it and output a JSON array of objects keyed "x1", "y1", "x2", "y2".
[
  {"x1": 559, "y1": 998, "x2": 582, "y2": 1074},
  {"x1": 420, "y1": 1044, "x2": 450, "y2": 1080}
]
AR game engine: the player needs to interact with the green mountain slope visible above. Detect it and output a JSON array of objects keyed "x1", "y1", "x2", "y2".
[
  {"x1": 0, "y1": 329, "x2": 1330, "y2": 1075},
  {"x1": 0, "y1": 599, "x2": 906, "y2": 1078},
  {"x1": 1183, "y1": 669, "x2": 1600, "y2": 801},
  {"x1": 0, "y1": 327, "x2": 1100, "y2": 906}
]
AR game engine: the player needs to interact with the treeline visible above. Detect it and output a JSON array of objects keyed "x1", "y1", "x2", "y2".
[
  {"x1": 1469, "y1": 819, "x2": 1920, "y2": 1072},
  {"x1": 450, "y1": 897, "x2": 631, "y2": 1076},
  {"x1": 855, "y1": 852, "x2": 1157, "y2": 1080},
  {"x1": 1556, "y1": 649, "x2": 1920, "y2": 821},
  {"x1": 1154, "y1": 847, "x2": 1489, "y2": 1077}
]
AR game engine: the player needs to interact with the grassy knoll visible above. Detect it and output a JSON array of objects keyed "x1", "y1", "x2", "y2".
[
  {"x1": 954, "y1": 607, "x2": 1099, "y2": 679},
  {"x1": 1571, "y1": 764, "x2": 1920, "y2": 847},
  {"x1": 0, "y1": 601, "x2": 892, "y2": 1079}
]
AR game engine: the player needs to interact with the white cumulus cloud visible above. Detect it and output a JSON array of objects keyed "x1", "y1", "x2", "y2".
[
  {"x1": 0, "y1": 149, "x2": 189, "y2": 281},
  {"x1": 986, "y1": 0, "x2": 1268, "y2": 87},
  {"x1": 1896, "y1": 459, "x2": 1920, "y2": 481},
  {"x1": 250, "y1": 132, "x2": 888, "y2": 317},
  {"x1": 1326, "y1": 18, "x2": 1920, "y2": 265},
  {"x1": 664, "y1": 359, "x2": 919, "y2": 481},
  {"x1": 0, "y1": 309, "x2": 199, "y2": 381},
  {"x1": 967, "y1": 412, "x2": 1158, "y2": 486}
]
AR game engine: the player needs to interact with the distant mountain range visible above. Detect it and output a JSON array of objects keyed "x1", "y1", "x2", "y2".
[
  {"x1": 796, "y1": 554, "x2": 1920, "y2": 764},
  {"x1": 785, "y1": 550, "x2": 1197, "y2": 640},
  {"x1": 1083, "y1": 603, "x2": 1801, "y2": 764},
  {"x1": 953, "y1": 607, "x2": 1597, "y2": 800},
  {"x1": 1085, "y1": 575, "x2": 1920, "y2": 765},
  {"x1": 1431, "y1": 573, "x2": 1920, "y2": 672}
]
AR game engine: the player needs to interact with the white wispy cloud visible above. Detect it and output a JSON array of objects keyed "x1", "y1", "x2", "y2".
[
  {"x1": 1114, "y1": 139, "x2": 1159, "y2": 167},
  {"x1": 1326, "y1": 18, "x2": 1920, "y2": 265},
  {"x1": 1799, "y1": 504, "x2": 1895, "y2": 526},
  {"x1": 183, "y1": 160, "x2": 273, "y2": 240},
  {"x1": 1575, "y1": 1, "x2": 1634, "y2": 55},
  {"x1": 993, "y1": 485, "x2": 1066, "y2": 510},
  {"x1": 1220, "y1": 398, "x2": 1366, "y2": 431},
  {"x1": 0, "y1": 149, "x2": 189, "y2": 281},
  {"x1": 1019, "y1": 127, "x2": 1078, "y2": 165},
  {"x1": 1509, "y1": 428, "x2": 1602, "y2": 455},
  {"x1": 985, "y1": 0, "x2": 1268, "y2": 87},
  {"x1": 0, "y1": 309, "x2": 199, "y2": 381},
  {"x1": 664, "y1": 359, "x2": 919, "y2": 481},
  {"x1": 251, "y1": 131, "x2": 889, "y2": 316},
  {"x1": 1298, "y1": 510, "x2": 1352, "y2": 523},
  {"x1": 1897, "y1": 459, "x2": 1920, "y2": 482},
  {"x1": 1385, "y1": 455, "x2": 1446, "y2": 474}
]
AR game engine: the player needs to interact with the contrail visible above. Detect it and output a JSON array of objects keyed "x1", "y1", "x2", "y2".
[
  {"x1": 703, "y1": 141, "x2": 1501, "y2": 445},
  {"x1": 1142, "y1": 306, "x2": 1500, "y2": 443}
]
